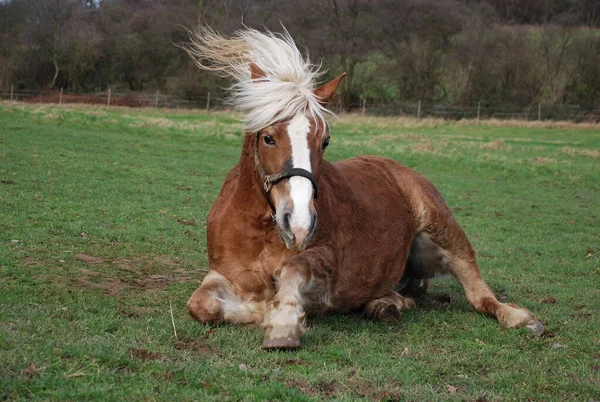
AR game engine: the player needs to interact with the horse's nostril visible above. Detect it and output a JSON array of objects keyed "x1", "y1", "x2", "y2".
[{"x1": 283, "y1": 212, "x2": 292, "y2": 231}]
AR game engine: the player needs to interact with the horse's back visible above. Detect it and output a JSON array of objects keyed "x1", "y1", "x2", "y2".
[{"x1": 333, "y1": 155, "x2": 453, "y2": 230}]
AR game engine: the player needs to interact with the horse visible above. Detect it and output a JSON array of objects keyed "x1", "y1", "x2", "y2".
[{"x1": 184, "y1": 27, "x2": 543, "y2": 349}]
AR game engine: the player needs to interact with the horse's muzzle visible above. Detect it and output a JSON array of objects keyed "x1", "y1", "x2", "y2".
[{"x1": 277, "y1": 208, "x2": 317, "y2": 251}]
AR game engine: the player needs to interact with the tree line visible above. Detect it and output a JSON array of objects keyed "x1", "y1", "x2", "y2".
[{"x1": 1, "y1": 0, "x2": 599, "y2": 111}]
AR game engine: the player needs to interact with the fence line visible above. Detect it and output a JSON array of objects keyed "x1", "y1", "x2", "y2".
[{"x1": 1, "y1": 88, "x2": 599, "y2": 122}]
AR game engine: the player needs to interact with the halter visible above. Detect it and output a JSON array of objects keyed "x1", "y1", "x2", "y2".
[{"x1": 253, "y1": 132, "x2": 319, "y2": 216}]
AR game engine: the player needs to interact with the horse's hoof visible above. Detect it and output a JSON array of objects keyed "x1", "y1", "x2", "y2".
[
  {"x1": 262, "y1": 336, "x2": 301, "y2": 350},
  {"x1": 375, "y1": 303, "x2": 401, "y2": 323},
  {"x1": 526, "y1": 321, "x2": 544, "y2": 336}
]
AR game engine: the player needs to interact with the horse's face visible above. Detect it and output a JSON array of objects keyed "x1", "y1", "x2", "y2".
[{"x1": 257, "y1": 114, "x2": 329, "y2": 250}]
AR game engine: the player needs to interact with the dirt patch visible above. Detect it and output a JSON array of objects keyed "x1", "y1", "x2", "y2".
[
  {"x1": 317, "y1": 381, "x2": 340, "y2": 397},
  {"x1": 154, "y1": 257, "x2": 178, "y2": 266},
  {"x1": 129, "y1": 347, "x2": 171, "y2": 362},
  {"x1": 116, "y1": 258, "x2": 142, "y2": 274},
  {"x1": 76, "y1": 254, "x2": 105, "y2": 264},
  {"x1": 119, "y1": 306, "x2": 156, "y2": 317},
  {"x1": 22, "y1": 256, "x2": 39, "y2": 266},
  {"x1": 481, "y1": 139, "x2": 510, "y2": 150},
  {"x1": 176, "y1": 218, "x2": 198, "y2": 226},
  {"x1": 562, "y1": 146, "x2": 600, "y2": 158},
  {"x1": 80, "y1": 268, "x2": 101, "y2": 277},
  {"x1": 540, "y1": 297, "x2": 558, "y2": 304},
  {"x1": 95, "y1": 278, "x2": 129, "y2": 296},
  {"x1": 347, "y1": 372, "x2": 401, "y2": 400},
  {"x1": 20, "y1": 364, "x2": 42, "y2": 381},
  {"x1": 285, "y1": 379, "x2": 341, "y2": 398},
  {"x1": 72, "y1": 276, "x2": 129, "y2": 296},
  {"x1": 135, "y1": 276, "x2": 169, "y2": 290},
  {"x1": 284, "y1": 358, "x2": 306, "y2": 366},
  {"x1": 411, "y1": 142, "x2": 436, "y2": 154},
  {"x1": 175, "y1": 338, "x2": 212, "y2": 358},
  {"x1": 285, "y1": 379, "x2": 316, "y2": 396},
  {"x1": 531, "y1": 156, "x2": 557, "y2": 164},
  {"x1": 70, "y1": 254, "x2": 202, "y2": 295}
]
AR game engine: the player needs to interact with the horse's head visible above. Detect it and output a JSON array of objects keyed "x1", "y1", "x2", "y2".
[
  {"x1": 251, "y1": 65, "x2": 346, "y2": 250},
  {"x1": 185, "y1": 26, "x2": 345, "y2": 250}
]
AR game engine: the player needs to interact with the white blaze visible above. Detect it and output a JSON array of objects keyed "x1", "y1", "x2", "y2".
[{"x1": 287, "y1": 113, "x2": 313, "y2": 231}]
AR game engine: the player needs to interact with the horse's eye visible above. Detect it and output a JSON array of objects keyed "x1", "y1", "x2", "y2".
[
  {"x1": 322, "y1": 137, "x2": 330, "y2": 150},
  {"x1": 263, "y1": 135, "x2": 275, "y2": 146}
]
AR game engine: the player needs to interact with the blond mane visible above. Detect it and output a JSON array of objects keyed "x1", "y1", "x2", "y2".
[{"x1": 185, "y1": 26, "x2": 330, "y2": 132}]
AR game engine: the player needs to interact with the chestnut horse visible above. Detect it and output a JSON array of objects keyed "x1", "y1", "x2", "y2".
[{"x1": 185, "y1": 27, "x2": 543, "y2": 349}]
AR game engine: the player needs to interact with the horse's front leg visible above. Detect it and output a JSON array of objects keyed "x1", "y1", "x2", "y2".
[
  {"x1": 261, "y1": 263, "x2": 308, "y2": 349},
  {"x1": 187, "y1": 270, "x2": 268, "y2": 325}
]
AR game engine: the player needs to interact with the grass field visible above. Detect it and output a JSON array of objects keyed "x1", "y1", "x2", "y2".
[{"x1": 1, "y1": 103, "x2": 598, "y2": 401}]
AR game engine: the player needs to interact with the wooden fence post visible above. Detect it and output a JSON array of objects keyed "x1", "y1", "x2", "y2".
[
  {"x1": 10, "y1": 84, "x2": 14, "y2": 101},
  {"x1": 538, "y1": 103, "x2": 541, "y2": 121},
  {"x1": 155, "y1": 90, "x2": 159, "y2": 109},
  {"x1": 59, "y1": 87, "x2": 63, "y2": 105},
  {"x1": 477, "y1": 101, "x2": 481, "y2": 121},
  {"x1": 417, "y1": 100, "x2": 421, "y2": 119},
  {"x1": 107, "y1": 88, "x2": 111, "y2": 106},
  {"x1": 362, "y1": 99, "x2": 366, "y2": 116},
  {"x1": 206, "y1": 91, "x2": 210, "y2": 110}
]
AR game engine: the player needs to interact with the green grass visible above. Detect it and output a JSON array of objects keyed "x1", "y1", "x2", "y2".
[{"x1": 1, "y1": 104, "x2": 598, "y2": 401}]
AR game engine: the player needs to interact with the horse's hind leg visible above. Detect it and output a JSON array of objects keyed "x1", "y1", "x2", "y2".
[
  {"x1": 187, "y1": 270, "x2": 266, "y2": 325},
  {"x1": 364, "y1": 291, "x2": 415, "y2": 322},
  {"x1": 421, "y1": 231, "x2": 544, "y2": 333},
  {"x1": 449, "y1": 255, "x2": 543, "y2": 332}
]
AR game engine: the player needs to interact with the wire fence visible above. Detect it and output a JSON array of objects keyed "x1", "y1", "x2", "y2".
[
  {"x1": 0, "y1": 87, "x2": 225, "y2": 110},
  {"x1": 350, "y1": 100, "x2": 600, "y2": 122},
  {"x1": 1, "y1": 86, "x2": 599, "y2": 122}
]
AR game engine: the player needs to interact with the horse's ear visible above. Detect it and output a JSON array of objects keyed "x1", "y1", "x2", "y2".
[
  {"x1": 314, "y1": 72, "x2": 346, "y2": 105},
  {"x1": 249, "y1": 63, "x2": 266, "y2": 80}
]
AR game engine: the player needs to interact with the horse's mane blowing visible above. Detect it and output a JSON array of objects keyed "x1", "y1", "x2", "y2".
[{"x1": 185, "y1": 26, "x2": 331, "y2": 132}]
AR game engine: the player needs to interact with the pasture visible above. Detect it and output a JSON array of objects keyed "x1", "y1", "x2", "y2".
[{"x1": 1, "y1": 103, "x2": 598, "y2": 400}]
